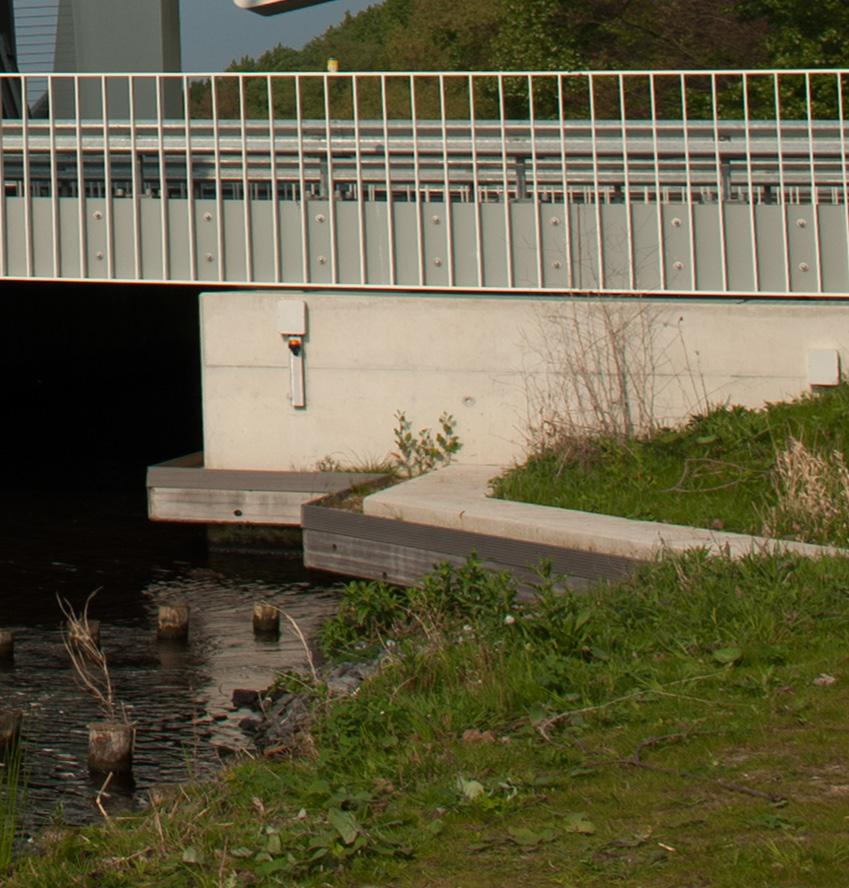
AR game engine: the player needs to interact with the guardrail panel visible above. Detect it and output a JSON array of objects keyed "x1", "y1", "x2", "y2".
[{"x1": 0, "y1": 70, "x2": 846, "y2": 294}]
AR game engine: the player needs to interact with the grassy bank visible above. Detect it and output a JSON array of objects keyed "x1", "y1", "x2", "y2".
[
  {"x1": 7, "y1": 551, "x2": 849, "y2": 886},
  {"x1": 493, "y1": 383, "x2": 849, "y2": 545}
]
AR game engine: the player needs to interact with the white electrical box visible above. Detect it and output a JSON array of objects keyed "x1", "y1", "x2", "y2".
[
  {"x1": 277, "y1": 299, "x2": 307, "y2": 336},
  {"x1": 807, "y1": 348, "x2": 840, "y2": 386}
]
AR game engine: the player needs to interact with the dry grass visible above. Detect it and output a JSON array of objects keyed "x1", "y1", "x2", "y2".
[
  {"x1": 763, "y1": 437, "x2": 849, "y2": 545},
  {"x1": 57, "y1": 591, "x2": 126, "y2": 724}
]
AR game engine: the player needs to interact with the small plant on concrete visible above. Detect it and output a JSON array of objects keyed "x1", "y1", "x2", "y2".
[{"x1": 392, "y1": 410, "x2": 462, "y2": 478}]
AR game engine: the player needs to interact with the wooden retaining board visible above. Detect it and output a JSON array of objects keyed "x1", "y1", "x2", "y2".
[
  {"x1": 302, "y1": 503, "x2": 644, "y2": 590},
  {"x1": 146, "y1": 454, "x2": 384, "y2": 525}
]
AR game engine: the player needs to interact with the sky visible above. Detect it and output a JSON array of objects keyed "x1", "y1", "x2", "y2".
[{"x1": 179, "y1": 0, "x2": 379, "y2": 72}]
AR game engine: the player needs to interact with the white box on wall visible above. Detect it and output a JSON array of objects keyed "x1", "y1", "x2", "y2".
[{"x1": 807, "y1": 348, "x2": 840, "y2": 386}]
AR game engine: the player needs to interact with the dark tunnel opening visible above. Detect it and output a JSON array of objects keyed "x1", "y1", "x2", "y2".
[{"x1": 1, "y1": 280, "x2": 203, "y2": 494}]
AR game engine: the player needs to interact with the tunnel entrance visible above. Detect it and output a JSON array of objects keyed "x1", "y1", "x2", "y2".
[{"x1": 1, "y1": 280, "x2": 202, "y2": 494}]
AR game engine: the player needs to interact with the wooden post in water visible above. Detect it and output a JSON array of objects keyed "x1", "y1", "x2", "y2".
[
  {"x1": 157, "y1": 604, "x2": 189, "y2": 641},
  {"x1": 0, "y1": 710, "x2": 22, "y2": 751},
  {"x1": 252, "y1": 603, "x2": 280, "y2": 637},
  {"x1": 88, "y1": 722, "x2": 135, "y2": 775},
  {"x1": 0, "y1": 630, "x2": 13, "y2": 663}
]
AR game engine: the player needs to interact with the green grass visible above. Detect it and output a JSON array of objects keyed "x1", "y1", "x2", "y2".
[
  {"x1": 0, "y1": 739, "x2": 24, "y2": 876},
  {"x1": 492, "y1": 383, "x2": 849, "y2": 542},
  {"x1": 9, "y1": 553, "x2": 849, "y2": 886}
]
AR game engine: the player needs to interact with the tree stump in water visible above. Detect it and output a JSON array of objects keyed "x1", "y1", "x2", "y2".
[
  {"x1": 88, "y1": 722, "x2": 135, "y2": 775},
  {"x1": 252, "y1": 603, "x2": 280, "y2": 637},
  {"x1": 157, "y1": 605, "x2": 189, "y2": 642},
  {"x1": 0, "y1": 709, "x2": 22, "y2": 751},
  {"x1": 0, "y1": 630, "x2": 13, "y2": 663}
]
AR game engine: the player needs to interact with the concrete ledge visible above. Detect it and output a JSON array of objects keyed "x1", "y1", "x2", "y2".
[
  {"x1": 363, "y1": 464, "x2": 839, "y2": 562},
  {"x1": 147, "y1": 453, "x2": 384, "y2": 525}
]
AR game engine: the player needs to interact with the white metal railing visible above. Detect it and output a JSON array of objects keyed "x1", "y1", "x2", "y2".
[{"x1": 1, "y1": 69, "x2": 849, "y2": 294}]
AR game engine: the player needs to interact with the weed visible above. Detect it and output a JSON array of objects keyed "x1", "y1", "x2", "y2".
[
  {"x1": 764, "y1": 437, "x2": 849, "y2": 545},
  {"x1": 0, "y1": 740, "x2": 24, "y2": 875},
  {"x1": 57, "y1": 591, "x2": 127, "y2": 724},
  {"x1": 392, "y1": 410, "x2": 462, "y2": 478}
]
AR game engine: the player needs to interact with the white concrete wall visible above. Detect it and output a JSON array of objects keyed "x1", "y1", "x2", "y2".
[{"x1": 200, "y1": 291, "x2": 849, "y2": 471}]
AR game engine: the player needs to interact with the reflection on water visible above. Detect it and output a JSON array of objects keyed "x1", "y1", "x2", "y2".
[{"x1": 0, "y1": 490, "x2": 344, "y2": 829}]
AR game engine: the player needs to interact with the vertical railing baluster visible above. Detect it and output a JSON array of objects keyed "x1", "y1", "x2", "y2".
[
  {"x1": 838, "y1": 72, "x2": 849, "y2": 292},
  {"x1": 468, "y1": 74, "x2": 484, "y2": 288},
  {"x1": 410, "y1": 73, "x2": 424, "y2": 288},
  {"x1": 239, "y1": 76, "x2": 253, "y2": 283},
  {"x1": 155, "y1": 75, "x2": 170, "y2": 281},
  {"x1": 773, "y1": 72, "x2": 791, "y2": 293},
  {"x1": 352, "y1": 75, "x2": 366, "y2": 285},
  {"x1": 498, "y1": 74, "x2": 514, "y2": 289},
  {"x1": 323, "y1": 71, "x2": 338, "y2": 285},
  {"x1": 557, "y1": 74, "x2": 573, "y2": 289},
  {"x1": 74, "y1": 76, "x2": 87, "y2": 279},
  {"x1": 438, "y1": 74, "x2": 454, "y2": 288},
  {"x1": 380, "y1": 73, "x2": 396, "y2": 287},
  {"x1": 805, "y1": 72, "x2": 823, "y2": 293},
  {"x1": 211, "y1": 75, "x2": 224, "y2": 283},
  {"x1": 680, "y1": 73, "x2": 696, "y2": 291},
  {"x1": 322, "y1": 73, "x2": 339, "y2": 284},
  {"x1": 183, "y1": 75, "x2": 197, "y2": 282},
  {"x1": 0, "y1": 74, "x2": 6, "y2": 277},
  {"x1": 528, "y1": 73, "x2": 544, "y2": 290},
  {"x1": 619, "y1": 73, "x2": 635, "y2": 291},
  {"x1": 711, "y1": 73, "x2": 729, "y2": 292},
  {"x1": 742, "y1": 72, "x2": 760, "y2": 292},
  {"x1": 48, "y1": 76, "x2": 60, "y2": 279},
  {"x1": 101, "y1": 75, "x2": 114, "y2": 279},
  {"x1": 266, "y1": 75, "x2": 281, "y2": 283},
  {"x1": 0, "y1": 72, "x2": 6, "y2": 278},
  {"x1": 588, "y1": 73, "x2": 605, "y2": 290},
  {"x1": 295, "y1": 74, "x2": 309, "y2": 284},
  {"x1": 649, "y1": 73, "x2": 666, "y2": 291},
  {"x1": 21, "y1": 75, "x2": 33, "y2": 278},
  {"x1": 129, "y1": 76, "x2": 142, "y2": 281}
]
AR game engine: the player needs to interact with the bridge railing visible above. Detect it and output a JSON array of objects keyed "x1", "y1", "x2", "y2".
[{"x1": 1, "y1": 69, "x2": 849, "y2": 294}]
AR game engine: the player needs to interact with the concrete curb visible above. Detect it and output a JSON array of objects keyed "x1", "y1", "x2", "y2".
[{"x1": 363, "y1": 463, "x2": 842, "y2": 563}]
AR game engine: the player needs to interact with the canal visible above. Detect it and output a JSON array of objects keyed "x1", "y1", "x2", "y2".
[{"x1": 0, "y1": 283, "x2": 344, "y2": 828}]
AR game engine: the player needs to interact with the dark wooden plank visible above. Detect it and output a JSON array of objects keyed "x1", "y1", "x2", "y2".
[
  {"x1": 303, "y1": 530, "x2": 592, "y2": 592},
  {"x1": 301, "y1": 504, "x2": 640, "y2": 581},
  {"x1": 147, "y1": 460, "x2": 384, "y2": 494}
]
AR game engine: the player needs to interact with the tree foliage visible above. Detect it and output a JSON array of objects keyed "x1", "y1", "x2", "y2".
[
  {"x1": 194, "y1": 0, "x2": 849, "y2": 120},
  {"x1": 229, "y1": 0, "x2": 773, "y2": 75}
]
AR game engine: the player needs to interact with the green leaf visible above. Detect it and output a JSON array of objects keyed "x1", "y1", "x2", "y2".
[
  {"x1": 328, "y1": 808, "x2": 359, "y2": 845},
  {"x1": 266, "y1": 833, "x2": 282, "y2": 856},
  {"x1": 456, "y1": 776, "x2": 486, "y2": 800},
  {"x1": 713, "y1": 646, "x2": 743, "y2": 665},
  {"x1": 181, "y1": 846, "x2": 203, "y2": 865},
  {"x1": 230, "y1": 847, "x2": 254, "y2": 859},
  {"x1": 255, "y1": 857, "x2": 290, "y2": 876},
  {"x1": 507, "y1": 826, "x2": 554, "y2": 846},
  {"x1": 563, "y1": 812, "x2": 596, "y2": 834}
]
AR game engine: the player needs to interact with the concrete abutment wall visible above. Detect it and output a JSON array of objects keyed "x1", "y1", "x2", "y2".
[{"x1": 199, "y1": 290, "x2": 849, "y2": 472}]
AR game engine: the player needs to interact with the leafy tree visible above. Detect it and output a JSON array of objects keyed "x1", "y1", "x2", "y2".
[{"x1": 740, "y1": 0, "x2": 849, "y2": 68}]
